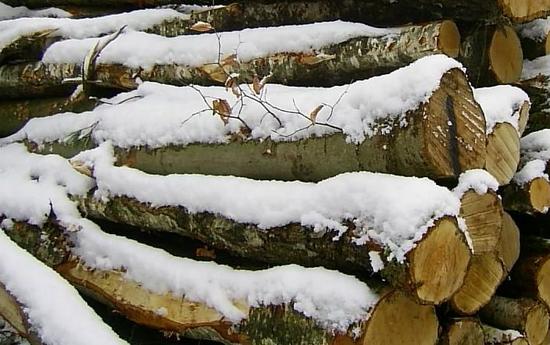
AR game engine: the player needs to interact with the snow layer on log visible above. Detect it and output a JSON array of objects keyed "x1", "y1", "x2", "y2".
[
  {"x1": 474, "y1": 86, "x2": 530, "y2": 134},
  {"x1": 0, "y1": 144, "x2": 385, "y2": 333},
  {"x1": 74, "y1": 141, "x2": 465, "y2": 261},
  {"x1": 0, "y1": 8, "x2": 185, "y2": 49},
  {"x1": 2, "y1": 55, "x2": 463, "y2": 148},
  {"x1": 518, "y1": 17, "x2": 550, "y2": 42},
  {"x1": 514, "y1": 130, "x2": 550, "y2": 186},
  {"x1": 0, "y1": 2, "x2": 70, "y2": 19},
  {"x1": 41, "y1": 20, "x2": 399, "y2": 68},
  {"x1": 0, "y1": 231, "x2": 126, "y2": 345},
  {"x1": 453, "y1": 169, "x2": 499, "y2": 197},
  {"x1": 522, "y1": 55, "x2": 550, "y2": 80}
]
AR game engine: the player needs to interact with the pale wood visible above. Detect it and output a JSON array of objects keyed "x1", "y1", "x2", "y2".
[
  {"x1": 479, "y1": 296, "x2": 550, "y2": 345},
  {"x1": 497, "y1": 212, "x2": 520, "y2": 273},
  {"x1": 502, "y1": 177, "x2": 550, "y2": 214},
  {"x1": 517, "y1": 101, "x2": 531, "y2": 136},
  {"x1": 459, "y1": 190, "x2": 503, "y2": 255},
  {"x1": 485, "y1": 122, "x2": 521, "y2": 186},
  {"x1": 449, "y1": 254, "x2": 506, "y2": 315},
  {"x1": 439, "y1": 318, "x2": 484, "y2": 345}
]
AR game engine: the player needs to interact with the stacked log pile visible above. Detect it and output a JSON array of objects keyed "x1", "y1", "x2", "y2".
[{"x1": 2, "y1": 1, "x2": 550, "y2": 345}]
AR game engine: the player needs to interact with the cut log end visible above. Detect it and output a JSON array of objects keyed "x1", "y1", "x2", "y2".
[
  {"x1": 360, "y1": 290, "x2": 438, "y2": 345},
  {"x1": 497, "y1": 212, "x2": 520, "y2": 273},
  {"x1": 489, "y1": 26, "x2": 523, "y2": 84},
  {"x1": 438, "y1": 20, "x2": 461, "y2": 58},
  {"x1": 424, "y1": 68, "x2": 487, "y2": 178},
  {"x1": 440, "y1": 318, "x2": 484, "y2": 345},
  {"x1": 485, "y1": 122, "x2": 520, "y2": 186},
  {"x1": 450, "y1": 255, "x2": 506, "y2": 315},
  {"x1": 409, "y1": 218, "x2": 471, "y2": 305},
  {"x1": 460, "y1": 190, "x2": 503, "y2": 255},
  {"x1": 529, "y1": 177, "x2": 550, "y2": 213},
  {"x1": 537, "y1": 257, "x2": 550, "y2": 313},
  {"x1": 503, "y1": 0, "x2": 550, "y2": 23},
  {"x1": 526, "y1": 302, "x2": 550, "y2": 345},
  {"x1": 517, "y1": 101, "x2": 531, "y2": 136}
]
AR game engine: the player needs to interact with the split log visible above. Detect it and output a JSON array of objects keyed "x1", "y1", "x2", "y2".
[
  {"x1": 1, "y1": 19, "x2": 461, "y2": 99},
  {"x1": 458, "y1": 189, "x2": 503, "y2": 255},
  {"x1": 0, "y1": 93, "x2": 96, "y2": 137},
  {"x1": 497, "y1": 212, "x2": 521, "y2": 273},
  {"x1": 502, "y1": 236, "x2": 550, "y2": 311},
  {"x1": 9, "y1": 61, "x2": 487, "y2": 182},
  {"x1": 459, "y1": 24, "x2": 523, "y2": 86},
  {"x1": 485, "y1": 123, "x2": 521, "y2": 186},
  {"x1": 438, "y1": 318, "x2": 484, "y2": 345},
  {"x1": 448, "y1": 253, "x2": 506, "y2": 315},
  {"x1": 2, "y1": 0, "x2": 550, "y2": 24},
  {"x1": 479, "y1": 296, "x2": 550, "y2": 345},
  {"x1": 5, "y1": 220, "x2": 441, "y2": 345},
  {"x1": 482, "y1": 325, "x2": 529, "y2": 345}
]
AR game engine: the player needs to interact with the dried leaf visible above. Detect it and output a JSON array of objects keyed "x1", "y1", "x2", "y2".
[
  {"x1": 298, "y1": 53, "x2": 336, "y2": 66},
  {"x1": 195, "y1": 246, "x2": 216, "y2": 259},
  {"x1": 252, "y1": 74, "x2": 261, "y2": 95},
  {"x1": 225, "y1": 74, "x2": 241, "y2": 97},
  {"x1": 199, "y1": 64, "x2": 227, "y2": 83},
  {"x1": 70, "y1": 160, "x2": 93, "y2": 177},
  {"x1": 221, "y1": 54, "x2": 239, "y2": 68},
  {"x1": 309, "y1": 105, "x2": 324, "y2": 123},
  {"x1": 190, "y1": 21, "x2": 213, "y2": 32},
  {"x1": 213, "y1": 99, "x2": 232, "y2": 124}
]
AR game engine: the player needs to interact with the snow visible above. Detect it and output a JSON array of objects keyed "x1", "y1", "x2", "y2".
[
  {"x1": 483, "y1": 327, "x2": 522, "y2": 344},
  {"x1": 0, "y1": 2, "x2": 70, "y2": 20},
  {"x1": 0, "y1": 8, "x2": 186, "y2": 50},
  {"x1": 0, "y1": 231, "x2": 126, "y2": 345},
  {"x1": 452, "y1": 169, "x2": 499, "y2": 197},
  {"x1": 0, "y1": 143, "x2": 384, "y2": 333},
  {"x1": 3, "y1": 55, "x2": 464, "y2": 148},
  {"x1": 74, "y1": 141, "x2": 462, "y2": 262},
  {"x1": 41, "y1": 20, "x2": 400, "y2": 68},
  {"x1": 521, "y1": 129, "x2": 550, "y2": 163},
  {"x1": 522, "y1": 55, "x2": 550, "y2": 80},
  {"x1": 513, "y1": 159, "x2": 549, "y2": 186},
  {"x1": 368, "y1": 251, "x2": 384, "y2": 273},
  {"x1": 517, "y1": 17, "x2": 550, "y2": 41},
  {"x1": 473, "y1": 86, "x2": 530, "y2": 134}
]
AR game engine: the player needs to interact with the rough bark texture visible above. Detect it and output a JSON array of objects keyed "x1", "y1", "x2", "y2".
[
  {"x1": 479, "y1": 296, "x2": 550, "y2": 345},
  {"x1": 0, "y1": 94, "x2": 96, "y2": 137},
  {"x1": 29, "y1": 68, "x2": 487, "y2": 182},
  {"x1": 459, "y1": 190, "x2": 503, "y2": 255},
  {"x1": 502, "y1": 236, "x2": 550, "y2": 311},
  {"x1": 0, "y1": 20, "x2": 460, "y2": 99},
  {"x1": 502, "y1": 177, "x2": 550, "y2": 215},
  {"x1": 519, "y1": 75, "x2": 550, "y2": 135},
  {"x1": 485, "y1": 122, "x2": 521, "y2": 186},
  {"x1": 520, "y1": 34, "x2": 550, "y2": 60},
  {"x1": 438, "y1": 318, "x2": 484, "y2": 345},
  {"x1": 75, "y1": 194, "x2": 471, "y2": 305},
  {"x1": 449, "y1": 253, "x2": 506, "y2": 315},
  {"x1": 459, "y1": 24, "x2": 523, "y2": 87},
  {"x1": 4, "y1": 219, "x2": 441, "y2": 345},
  {"x1": 2, "y1": 0, "x2": 549, "y2": 25}
]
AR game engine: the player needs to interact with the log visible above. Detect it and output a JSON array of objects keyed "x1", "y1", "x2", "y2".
[
  {"x1": 2, "y1": 0, "x2": 550, "y2": 24},
  {"x1": 8, "y1": 62, "x2": 487, "y2": 182},
  {"x1": 448, "y1": 253, "x2": 506, "y2": 315},
  {"x1": 438, "y1": 318, "x2": 484, "y2": 345},
  {"x1": 497, "y1": 212, "x2": 521, "y2": 273},
  {"x1": 5, "y1": 219, "x2": 441, "y2": 345},
  {"x1": 482, "y1": 325, "x2": 529, "y2": 345},
  {"x1": 517, "y1": 18, "x2": 550, "y2": 59},
  {"x1": 458, "y1": 189, "x2": 503, "y2": 255},
  {"x1": 0, "y1": 93, "x2": 96, "y2": 137},
  {"x1": 1, "y1": 20, "x2": 461, "y2": 99},
  {"x1": 502, "y1": 177, "x2": 550, "y2": 214},
  {"x1": 502, "y1": 236, "x2": 550, "y2": 311},
  {"x1": 459, "y1": 24, "x2": 523, "y2": 86},
  {"x1": 479, "y1": 296, "x2": 550, "y2": 345},
  {"x1": 485, "y1": 123, "x2": 521, "y2": 186},
  {"x1": 518, "y1": 73, "x2": 550, "y2": 135}
]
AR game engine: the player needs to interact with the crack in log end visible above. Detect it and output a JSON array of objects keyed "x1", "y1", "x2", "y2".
[{"x1": 446, "y1": 95, "x2": 461, "y2": 177}]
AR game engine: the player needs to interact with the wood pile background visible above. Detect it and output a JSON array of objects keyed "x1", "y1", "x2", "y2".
[{"x1": 2, "y1": 1, "x2": 550, "y2": 345}]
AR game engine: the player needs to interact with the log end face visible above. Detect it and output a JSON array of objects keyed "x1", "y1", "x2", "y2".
[
  {"x1": 504, "y1": 0, "x2": 550, "y2": 23},
  {"x1": 498, "y1": 212, "x2": 520, "y2": 273},
  {"x1": 489, "y1": 26, "x2": 523, "y2": 84},
  {"x1": 485, "y1": 122, "x2": 520, "y2": 186},
  {"x1": 536, "y1": 257, "x2": 550, "y2": 311},
  {"x1": 449, "y1": 255, "x2": 505, "y2": 315},
  {"x1": 409, "y1": 218, "x2": 471, "y2": 305},
  {"x1": 441, "y1": 319, "x2": 484, "y2": 345},
  {"x1": 529, "y1": 177, "x2": 550, "y2": 213},
  {"x1": 360, "y1": 290, "x2": 438, "y2": 345},
  {"x1": 517, "y1": 101, "x2": 531, "y2": 136},
  {"x1": 525, "y1": 302, "x2": 550, "y2": 345},
  {"x1": 439, "y1": 20, "x2": 461, "y2": 58}
]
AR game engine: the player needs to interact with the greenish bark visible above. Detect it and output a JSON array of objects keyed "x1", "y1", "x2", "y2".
[
  {"x1": 518, "y1": 76, "x2": 550, "y2": 134},
  {"x1": 0, "y1": 95, "x2": 96, "y2": 137}
]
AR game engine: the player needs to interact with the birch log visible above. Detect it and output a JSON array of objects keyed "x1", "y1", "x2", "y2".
[{"x1": 5, "y1": 220, "x2": 441, "y2": 345}]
